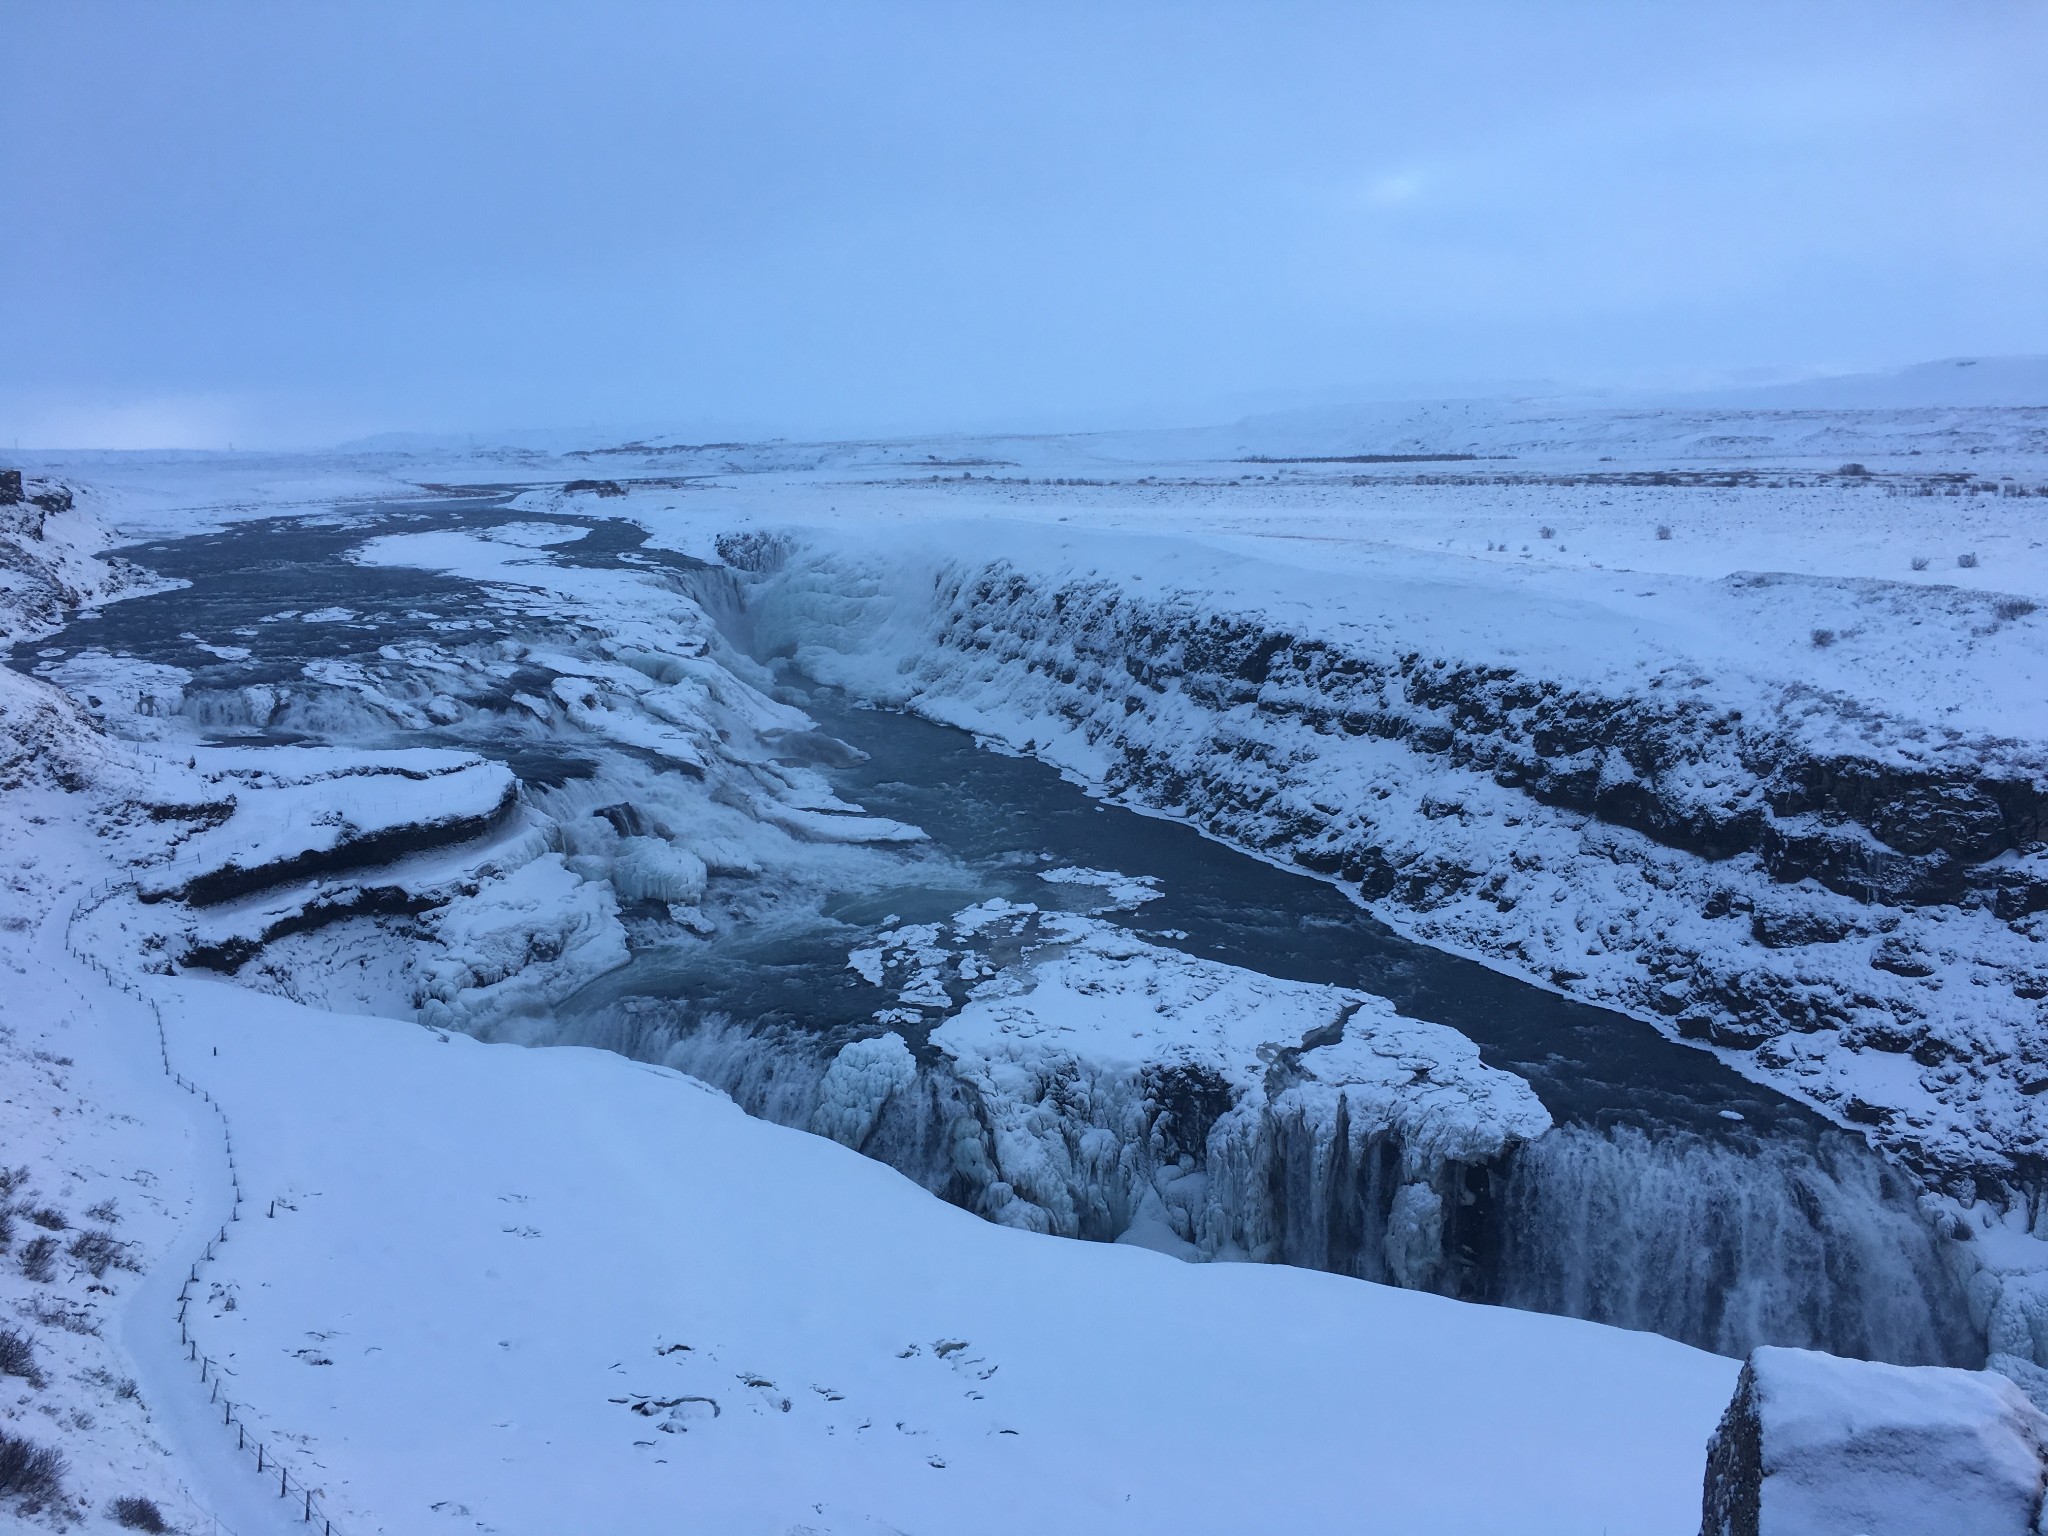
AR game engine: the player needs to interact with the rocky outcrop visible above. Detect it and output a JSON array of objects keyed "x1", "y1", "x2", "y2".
[
  {"x1": 136, "y1": 749, "x2": 518, "y2": 907},
  {"x1": 0, "y1": 477, "x2": 156, "y2": 646},
  {"x1": 1701, "y1": 1346, "x2": 2048, "y2": 1535}
]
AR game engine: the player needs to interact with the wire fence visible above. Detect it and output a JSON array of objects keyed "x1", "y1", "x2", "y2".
[{"x1": 65, "y1": 879, "x2": 352, "y2": 1536}]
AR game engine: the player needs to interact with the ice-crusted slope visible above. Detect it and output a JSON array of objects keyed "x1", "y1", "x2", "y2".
[{"x1": 752, "y1": 521, "x2": 2048, "y2": 1189}]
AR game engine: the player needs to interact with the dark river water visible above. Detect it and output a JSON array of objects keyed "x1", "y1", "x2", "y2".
[{"x1": 13, "y1": 495, "x2": 1985, "y2": 1365}]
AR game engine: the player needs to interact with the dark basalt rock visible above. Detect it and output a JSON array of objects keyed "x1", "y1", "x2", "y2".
[
  {"x1": 147, "y1": 781, "x2": 518, "y2": 907},
  {"x1": 1700, "y1": 1362, "x2": 1764, "y2": 1536}
]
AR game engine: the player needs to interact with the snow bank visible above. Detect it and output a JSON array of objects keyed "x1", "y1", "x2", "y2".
[
  {"x1": 1701, "y1": 1345, "x2": 2048, "y2": 1536},
  {"x1": 150, "y1": 975, "x2": 1736, "y2": 1536}
]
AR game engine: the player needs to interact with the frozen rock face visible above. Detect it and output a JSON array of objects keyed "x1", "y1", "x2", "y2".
[
  {"x1": 0, "y1": 476, "x2": 168, "y2": 646},
  {"x1": 753, "y1": 537, "x2": 2048, "y2": 1197},
  {"x1": 136, "y1": 746, "x2": 517, "y2": 906},
  {"x1": 845, "y1": 901, "x2": 1550, "y2": 1291},
  {"x1": 811, "y1": 1032, "x2": 919, "y2": 1149},
  {"x1": 1700, "y1": 1345, "x2": 2048, "y2": 1536}
]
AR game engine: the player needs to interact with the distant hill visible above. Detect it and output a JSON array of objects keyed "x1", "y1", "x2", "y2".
[{"x1": 1656, "y1": 356, "x2": 2048, "y2": 410}]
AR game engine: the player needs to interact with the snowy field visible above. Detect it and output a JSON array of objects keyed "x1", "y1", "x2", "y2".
[{"x1": 5, "y1": 378, "x2": 2048, "y2": 1530}]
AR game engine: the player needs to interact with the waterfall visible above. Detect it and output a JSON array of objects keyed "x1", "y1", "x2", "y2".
[{"x1": 1489, "y1": 1124, "x2": 1981, "y2": 1366}]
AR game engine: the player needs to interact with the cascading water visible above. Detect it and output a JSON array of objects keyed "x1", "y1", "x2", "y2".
[{"x1": 1490, "y1": 1124, "x2": 1980, "y2": 1365}]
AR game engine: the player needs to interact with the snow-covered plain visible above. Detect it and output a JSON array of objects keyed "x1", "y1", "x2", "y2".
[{"x1": 5, "y1": 382, "x2": 2048, "y2": 1529}]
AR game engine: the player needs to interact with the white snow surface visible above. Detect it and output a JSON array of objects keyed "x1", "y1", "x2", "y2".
[
  {"x1": 136, "y1": 974, "x2": 1732, "y2": 1536},
  {"x1": 1741, "y1": 1344, "x2": 2048, "y2": 1535}
]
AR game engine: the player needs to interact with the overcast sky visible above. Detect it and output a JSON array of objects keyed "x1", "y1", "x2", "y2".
[{"x1": 4, "y1": 2, "x2": 2044, "y2": 448}]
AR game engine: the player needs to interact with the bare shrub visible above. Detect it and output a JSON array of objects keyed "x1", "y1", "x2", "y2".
[
  {"x1": 0, "y1": 1329, "x2": 41, "y2": 1388},
  {"x1": 1538, "y1": 525, "x2": 1556, "y2": 540},
  {"x1": 1958, "y1": 552, "x2": 1980, "y2": 569},
  {"x1": 1811, "y1": 629, "x2": 1837, "y2": 648},
  {"x1": 1996, "y1": 598, "x2": 2038, "y2": 622},
  {"x1": 1838, "y1": 463, "x2": 1869, "y2": 476},
  {"x1": 1910, "y1": 556, "x2": 1930, "y2": 571},
  {"x1": 110, "y1": 1494, "x2": 169, "y2": 1531},
  {"x1": 1655, "y1": 524, "x2": 1672, "y2": 540},
  {"x1": 26, "y1": 1299, "x2": 98, "y2": 1336},
  {"x1": 0, "y1": 1208, "x2": 11, "y2": 1251},
  {"x1": 0, "y1": 1431, "x2": 65, "y2": 1503},
  {"x1": 0, "y1": 1167, "x2": 26, "y2": 1200},
  {"x1": 24, "y1": 1208, "x2": 64, "y2": 1232},
  {"x1": 19, "y1": 1235, "x2": 56, "y2": 1283},
  {"x1": 67, "y1": 1229, "x2": 136, "y2": 1279},
  {"x1": 84, "y1": 1198, "x2": 118, "y2": 1224}
]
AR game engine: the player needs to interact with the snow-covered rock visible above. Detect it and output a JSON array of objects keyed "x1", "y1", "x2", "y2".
[
  {"x1": 417, "y1": 850, "x2": 630, "y2": 1032},
  {"x1": 0, "y1": 475, "x2": 173, "y2": 647},
  {"x1": 135, "y1": 746, "x2": 517, "y2": 906},
  {"x1": 1700, "y1": 1345, "x2": 2048, "y2": 1536},
  {"x1": 847, "y1": 901, "x2": 1551, "y2": 1287}
]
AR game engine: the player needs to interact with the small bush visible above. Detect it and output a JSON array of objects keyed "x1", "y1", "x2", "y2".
[
  {"x1": 1655, "y1": 524, "x2": 1672, "y2": 540},
  {"x1": 84, "y1": 1199, "x2": 118, "y2": 1224},
  {"x1": 110, "y1": 1494, "x2": 169, "y2": 1531},
  {"x1": 0, "y1": 1431, "x2": 65, "y2": 1502},
  {"x1": 20, "y1": 1235, "x2": 56, "y2": 1283},
  {"x1": 0, "y1": 1207, "x2": 11, "y2": 1250},
  {"x1": 26, "y1": 1299, "x2": 97, "y2": 1336},
  {"x1": 0, "y1": 1329, "x2": 41, "y2": 1388},
  {"x1": 1538, "y1": 525, "x2": 1556, "y2": 540},
  {"x1": 25, "y1": 1208, "x2": 65, "y2": 1232},
  {"x1": 68, "y1": 1229, "x2": 136, "y2": 1279},
  {"x1": 0, "y1": 1167, "x2": 26, "y2": 1200},
  {"x1": 1811, "y1": 628, "x2": 1837, "y2": 648},
  {"x1": 1839, "y1": 462, "x2": 1869, "y2": 476},
  {"x1": 1910, "y1": 555, "x2": 1930, "y2": 571},
  {"x1": 1996, "y1": 598, "x2": 2038, "y2": 622},
  {"x1": 1958, "y1": 552, "x2": 1980, "y2": 569}
]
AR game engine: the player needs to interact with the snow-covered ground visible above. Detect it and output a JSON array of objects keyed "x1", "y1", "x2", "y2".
[
  {"x1": 0, "y1": 692, "x2": 1737, "y2": 1534},
  {"x1": 5, "y1": 383, "x2": 2048, "y2": 1528}
]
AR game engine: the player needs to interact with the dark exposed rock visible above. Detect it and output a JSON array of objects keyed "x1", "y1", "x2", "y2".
[
  {"x1": 1871, "y1": 936, "x2": 1938, "y2": 977},
  {"x1": 1750, "y1": 906, "x2": 1857, "y2": 949}
]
